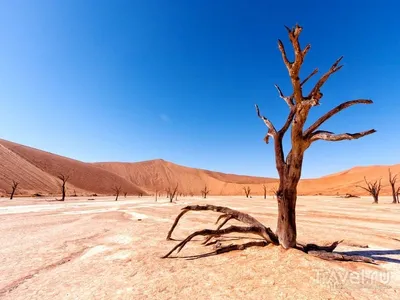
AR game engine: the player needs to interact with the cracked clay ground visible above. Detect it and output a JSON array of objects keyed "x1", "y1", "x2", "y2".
[{"x1": 0, "y1": 196, "x2": 400, "y2": 299}]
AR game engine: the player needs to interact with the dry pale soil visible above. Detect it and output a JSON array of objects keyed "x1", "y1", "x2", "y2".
[{"x1": 0, "y1": 195, "x2": 400, "y2": 300}]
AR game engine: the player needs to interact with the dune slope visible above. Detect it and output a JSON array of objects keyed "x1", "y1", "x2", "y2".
[
  {"x1": 1, "y1": 138, "x2": 399, "y2": 197},
  {"x1": 0, "y1": 139, "x2": 146, "y2": 197}
]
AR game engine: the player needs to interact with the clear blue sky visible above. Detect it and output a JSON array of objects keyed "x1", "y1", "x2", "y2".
[{"x1": 1, "y1": 0, "x2": 399, "y2": 178}]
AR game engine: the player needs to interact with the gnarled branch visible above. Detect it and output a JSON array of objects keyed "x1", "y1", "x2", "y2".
[
  {"x1": 255, "y1": 104, "x2": 277, "y2": 144},
  {"x1": 304, "y1": 99, "x2": 374, "y2": 137},
  {"x1": 307, "y1": 56, "x2": 344, "y2": 104},
  {"x1": 274, "y1": 84, "x2": 293, "y2": 106},
  {"x1": 280, "y1": 24, "x2": 306, "y2": 103},
  {"x1": 310, "y1": 129, "x2": 376, "y2": 142},
  {"x1": 277, "y1": 39, "x2": 291, "y2": 71}
]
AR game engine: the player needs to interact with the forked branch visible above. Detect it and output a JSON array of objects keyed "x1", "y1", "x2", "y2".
[
  {"x1": 304, "y1": 99, "x2": 374, "y2": 137},
  {"x1": 274, "y1": 84, "x2": 293, "y2": 106},
  {"x1": 308, "y1": 56, "x2": 344, "y2": 105},
  {"x1": 243, "y1": 186, "x2": 251, "y2": 198},
  {"x1": 279, "y1": 24, "x2": 307, "y2": 103}
]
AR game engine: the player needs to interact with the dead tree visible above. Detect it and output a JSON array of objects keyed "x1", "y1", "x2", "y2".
[
  {"x1": 397, "y1": 186, "x2": 400, "y2": 203},
  {"x1": 356, "y1": 177, "x2": 382, "y2": 204},
  {"x1": 201, "y1": 185, "x2": 210, "y2": 199},
  {"x1": 9, "y1": 180, "x2": 19, "y2": 200},
  {"x1": 270, "y1": 186, "x2": 278, "y2": 199},
  {"x1": 388, "y1": 169, "x2": 398, "y2": 204},
  {"x1": 243, "y1": 186, "x2": 251, "y2": 198},
  {"x1": 124, "y1": 192, "x2": 127, "y2": 198},
  {"x1": 167, "y1": 184, "x2": 178, "y2": 203},
  {"x1": 57, "y1": 174, "x2": 69, "y2": 201},
  {"x1": 155, "y1": 189, "x2": 158, "y2": 202},
  {"x1": 262, "y1": 184, "x2": 267, "y2": 199},
  {"x1": 113, "y1": 185, "x2": 122, "y2": 201},
  {"x1": 162, "y1": 24, "x2": 376, "y2": 264}
]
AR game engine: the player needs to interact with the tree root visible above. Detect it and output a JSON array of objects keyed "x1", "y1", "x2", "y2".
[
  {"x1": 163, "y1": 205, "x2": 377, "y2": 264},
  {"x1": 165, "y1": 205, "x2": 279, "y2": 245},
  {"x1": 162, "y1": 225, "x2": 270, "y2": 258}
]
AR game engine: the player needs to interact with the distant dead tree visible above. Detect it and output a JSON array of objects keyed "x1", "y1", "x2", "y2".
[
  {"x1": 262, "y1": 184, "x2": 267, "y2": 199},
  {"x1": 124, "y1": 192, "x2": 127, "y2": 198},
  {"x1": 357, "y1": 177, "x2": 382, "y2": 204},
  {"x1": 57, "y1": 174, "x2": 69, "y2": 201},
  {"x1": 243, "y1": 186, "x2": 251, "y2": 198},
  {"x1": 397, "y1": 187, "x2": 400, "y2": 204},
  {"x1": 9, "y1": 180, "x2": 19, "y2": 200},
  {"x1": 113, "y1": 185, "x2": 122, "y2": 201},
  {"x1": 201, "y1": 185, "x2": 210, "y2": 199},
  {"x1": 155, "y1": 189, "x2": 158, "y2": 202},
  {"x1": 167, "y1": 184, "x2": 179, "y2": 203},
  {"x1": 270, "y1": 186, "x2": 278, "y2": 199},
  {"x1": 388, "y1": 168, "x2": 398, "y2": 204}
]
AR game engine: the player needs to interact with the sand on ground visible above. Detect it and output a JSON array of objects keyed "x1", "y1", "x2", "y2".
[{"x1": 0, "y1": 195, "x2": 399, "y2": 299}]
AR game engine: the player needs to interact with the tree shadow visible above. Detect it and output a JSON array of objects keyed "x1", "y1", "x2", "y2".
[
  {"x1": 337, "y1": 249, "x2": 400, "y2": 264},
  {"x1": 45, "y1": 199, "x2": 65, "y2": 202}
]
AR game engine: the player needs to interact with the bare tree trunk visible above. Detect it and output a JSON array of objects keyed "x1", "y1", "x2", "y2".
[
  {"x1": 57, "y1": 174, "x2": 69, "y2": 201},
  {"x1": 391, "y1": 185, "x2": 396, "y2": 204},
  {"x1": 10, "y1": 181, "x2": 19, "y2": 200},
  {"x1": 388, "y1": 169, "x2": 398, "y2": 204},
  {"x1": 276, "y1": 187, "x2": 297, "y2": 248},
  {"x1": 61, "y1": 183, "x2": 66, "y2": 201}
]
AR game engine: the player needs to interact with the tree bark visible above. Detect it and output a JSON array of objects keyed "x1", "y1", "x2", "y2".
[{"x1": 275, "y1": 147, "x2": 303, "y2": 249}]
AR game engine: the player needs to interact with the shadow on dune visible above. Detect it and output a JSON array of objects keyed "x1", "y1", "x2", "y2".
[{"x1": 337, "y1": 249, "x2": 400, "y2": 264}]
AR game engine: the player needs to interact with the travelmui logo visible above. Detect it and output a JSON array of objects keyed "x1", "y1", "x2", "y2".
[{"x1": 314, "y1": 269, "x2": 391, "y2": 290}]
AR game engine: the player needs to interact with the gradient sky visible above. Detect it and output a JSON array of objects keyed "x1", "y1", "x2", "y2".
[{"x1": 1, "y1": 0, "x2": 399, "y2": 178}]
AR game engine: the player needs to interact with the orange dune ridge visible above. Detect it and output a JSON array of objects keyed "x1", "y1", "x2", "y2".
[{"x1": 0, "y1": 138, "x2": 398, "y2": 197}]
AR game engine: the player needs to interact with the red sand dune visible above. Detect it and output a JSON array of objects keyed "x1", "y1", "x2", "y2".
[
  {"x1": 0, "y1": 138, "x2": 399, "y2": 197},
  {"x1": 0, "y1": 139, "x2": 146, "y2": 197}
]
